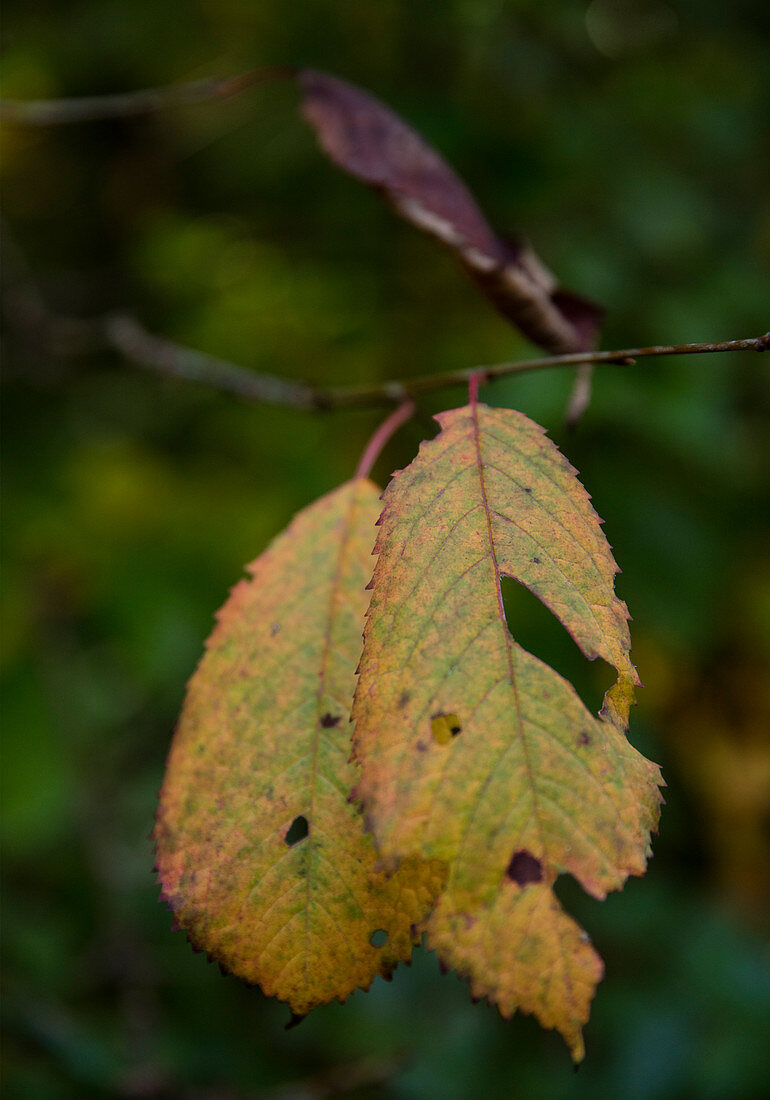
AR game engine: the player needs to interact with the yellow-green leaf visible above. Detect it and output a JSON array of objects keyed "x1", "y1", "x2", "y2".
[
  {"x1": 352, "y1": 404, "x2": 663, "y2": 1059},
  {"x1": 155, "y1": 479, "x2": 444, "y2": 1015}
]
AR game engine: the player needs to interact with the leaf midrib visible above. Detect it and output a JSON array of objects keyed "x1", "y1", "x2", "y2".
[
  {"x1": 305, "y1": 484, "x2": 362, "y2": 985},
  {"x1": 469, "y1": 402, "x2": 547, "y2": 865}
]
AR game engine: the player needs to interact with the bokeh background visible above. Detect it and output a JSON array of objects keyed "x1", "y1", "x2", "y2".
[{"x1": 2, "y1": 2, "x2": 769, "y2": 1097}]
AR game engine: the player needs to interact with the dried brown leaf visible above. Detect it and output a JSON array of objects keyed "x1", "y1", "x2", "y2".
[{"x1": 297, "y1": 69, "x2": 603, "y2": 353}]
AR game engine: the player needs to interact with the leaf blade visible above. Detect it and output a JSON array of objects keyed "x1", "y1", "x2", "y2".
[
  {"x1": 352, "y1": 405, "x2": 663, "y2": 1057},
  {"x1": 155, "y1": 479, "x2": 443, "y2": 1013},
  {"x1": 428, "y1": 884, "x2": 603, "y2": 1063}
]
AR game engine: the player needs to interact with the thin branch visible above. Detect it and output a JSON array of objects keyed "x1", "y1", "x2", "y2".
[
  {"x1": 101, "y1": 313, "x2": 319, "y2": 408},
  {"x1": 3, "y1": 248, "x2": 766, "y2": 411},
  {"x1": 61, "y1": 315, "x2": 770, "y2": 410},
  {"x1": 396, "y1": 334, "x2": 768, "y2": 401},
  {"x1": 0, "y1": 68, "x2": 291, "y2": 126}
]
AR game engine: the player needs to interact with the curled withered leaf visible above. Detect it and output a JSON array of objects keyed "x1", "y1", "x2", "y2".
[{"x1": 297, "y1": 69, "x2": 603, "y2": 354}]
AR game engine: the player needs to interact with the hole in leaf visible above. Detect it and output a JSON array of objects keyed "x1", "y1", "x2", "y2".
[
  {"x1": 369, "y1": 929, "x2": 388, "y2": 947},
  {"x1": 501, "y1": 576, "x2": 616, "y2": 716},
  {"x1": 431, "y1": 712, "x2": 462, "y2": 744},
  {"x1": 285, "y1": 815, "x2": 309, "y2": 846},
  {"x1": 506, "y1": 849, "x2": 543, "y2": 886},
  {"x1": 552, "y1": 872, "x2": 589, "y2": 913}
]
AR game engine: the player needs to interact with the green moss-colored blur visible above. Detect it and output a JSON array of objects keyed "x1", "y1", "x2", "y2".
[{"x1": 2, "y1": 2, "x2": 768, "y2": 1096}]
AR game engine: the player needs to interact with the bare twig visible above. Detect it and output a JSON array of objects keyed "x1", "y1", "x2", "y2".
[
  {"x1": 9, "y1": 301, "x2": 768, "y2": 411},
  {"x1": 101, "y1": 313, "x2": 319, "y2": 408},
  {"x1": 0, "y1": 68, "x2": 292, "y2": 126},
  {"x1": 111, "y1": 322, "x2": 763, "y2": 409},
  {"x1": 3, "y1": 229, "x2": 765, "y2": 408}
]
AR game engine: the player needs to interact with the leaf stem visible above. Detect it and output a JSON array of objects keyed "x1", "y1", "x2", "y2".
[
  {"x1": 355, "y1": 400, "x2": 417, "y2": 480},
  {"x1": 468, "y1": 370, "x2": 486, "y2": 409}
]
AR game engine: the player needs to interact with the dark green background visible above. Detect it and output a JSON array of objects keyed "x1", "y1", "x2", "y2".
[{"x1": 2, "y1": 2, "x2": 769, "y2": 1097}]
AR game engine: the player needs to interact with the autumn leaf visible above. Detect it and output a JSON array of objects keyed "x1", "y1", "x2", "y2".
[
  {"x1": 297, "y1": 69, "x2": 603, "y2": 354},
  {"x1": 352, "y1": 404, "x2": 663, "y2": 1060},
  {"x1": 155, "y1": 479, "x2": 444, "y2": 1015}
]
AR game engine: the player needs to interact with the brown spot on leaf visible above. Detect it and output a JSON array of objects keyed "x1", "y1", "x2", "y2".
[
  {"x1": 506, "y1": 850, "x2": 543, "y2": 886},
  {"x1": 578, "y1": 731, "x2": 591, "y2": 747},
  {"x1": 398, "y1": 690, "x2": 411, "y2": 709},
  {"x1": 320, "y1": 713, "x2": 341, "y2": 728}
]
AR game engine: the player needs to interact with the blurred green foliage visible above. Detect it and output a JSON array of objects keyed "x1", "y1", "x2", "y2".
[{"x1": 2, "y1": 1, "x2": 769, "y2": 1096}]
